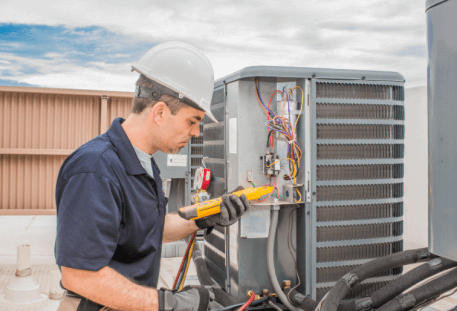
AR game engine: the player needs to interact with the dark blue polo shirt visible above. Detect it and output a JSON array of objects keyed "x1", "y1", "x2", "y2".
[{"x1": 55, "y1": 117, "x2": 166, "y2": 287}]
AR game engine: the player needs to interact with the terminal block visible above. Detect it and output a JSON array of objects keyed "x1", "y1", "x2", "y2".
[{"x1": 262, "y1": 148, "x2": 280, "y2": 177}]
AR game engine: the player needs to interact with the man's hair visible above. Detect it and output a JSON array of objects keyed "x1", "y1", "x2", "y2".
[{"x1": 131, "y1": 74, "x2": 186, "y2": 114}]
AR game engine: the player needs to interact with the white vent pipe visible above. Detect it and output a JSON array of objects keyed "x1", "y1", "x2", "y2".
[
  {"x1": 49, "y1": 270, "x2": 65, "y2": 300},
  {"x1": 16, "y1": 244, "x2": 32, "y2": 277}
]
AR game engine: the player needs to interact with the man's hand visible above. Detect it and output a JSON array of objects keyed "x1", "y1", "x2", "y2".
[
  {"x1": 195, "y1": 193, "x2": 250, "y2": 229},
  {"x1": 158, "y1": 286, "x2": 210, "y2": 311}
]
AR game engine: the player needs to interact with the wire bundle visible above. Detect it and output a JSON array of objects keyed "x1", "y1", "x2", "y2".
[
  {"x1": 257, "y1": 179, "x2": 280, "y2": 202},
  {"x1": 172, "y1": 232, "x2": 197, "y2": 291},
  {"x1": 255, "y1": 79, "x2": 304, "y2": 202}
]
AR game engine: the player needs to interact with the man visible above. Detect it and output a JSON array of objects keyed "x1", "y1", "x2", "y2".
[{"x1": 55, "y1": 42, "x2": 250, "y2": 311}]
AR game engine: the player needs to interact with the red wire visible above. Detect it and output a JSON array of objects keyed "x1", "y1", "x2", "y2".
[
  {"x1": 237, "y1": 292, "x2": 256, "y2": 311},
  {"x1": 258, "y1": 179, "x2": 277, "y2": 202},
  {"x1": 172, "y1": 232, "x2": 196, "y2": 289}
]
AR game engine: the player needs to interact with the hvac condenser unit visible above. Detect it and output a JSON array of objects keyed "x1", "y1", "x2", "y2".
[{"x1": 202, "y1": 66, "x2": 405, "y2": 301}]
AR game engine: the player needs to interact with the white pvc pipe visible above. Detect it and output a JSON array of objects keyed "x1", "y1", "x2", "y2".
[
  {"x1": 49, "y1": 270, "x2": 65, "y2": 300},
  {"x1": 16, "y1": 244, "x2": 32, "y2": 277}
]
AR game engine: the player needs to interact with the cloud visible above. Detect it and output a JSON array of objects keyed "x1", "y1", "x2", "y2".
[{"x1": 0, "y1": 0, "x2": 428, "y2": 90}]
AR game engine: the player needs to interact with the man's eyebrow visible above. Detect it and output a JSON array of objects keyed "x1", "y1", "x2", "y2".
[{"x1": 193, "y1": 115, "x2": 202, "y2": 121}]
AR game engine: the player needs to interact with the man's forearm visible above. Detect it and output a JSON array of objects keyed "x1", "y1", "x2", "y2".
[
  {"x1": 61, "y1": 266, "x2": 158, "y2": 311},
  {"x1": 162, "y1": 213, "x2": 199, "y2": 244}
]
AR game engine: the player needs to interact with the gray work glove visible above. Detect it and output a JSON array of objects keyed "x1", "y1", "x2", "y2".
[
  {"x1": 158, "y1": 286, "x2": 210, "y2": 311},
  {"x1": 195, "y1": 193, "x2": 250, "y2": 229}
]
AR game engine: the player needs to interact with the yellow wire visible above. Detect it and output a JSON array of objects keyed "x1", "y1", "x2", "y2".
[
  {"x1": 295, "y1": 188, "x2": 302, "y2": 203},
  {"x1": 287, "y1": 86, "x2": 305, "y2": 133},
  {"x1": 266, "y1": 158, "x2": 296, "y2": 168},
  {"x1": 266, "y1": 158, "x2": 297, "y2": 184},
  {"x1": 179, "y1": 237, "x2": 196, "y2": 291}
]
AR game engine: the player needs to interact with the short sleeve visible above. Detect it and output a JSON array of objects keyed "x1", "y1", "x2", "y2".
[{"x1": 55, "y1": 173, "x2": 122, "y2": 271}]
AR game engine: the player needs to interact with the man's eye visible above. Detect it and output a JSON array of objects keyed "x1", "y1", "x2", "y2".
[{"x1": 189, "y1": 121, "x2": 195, "y2": 126}]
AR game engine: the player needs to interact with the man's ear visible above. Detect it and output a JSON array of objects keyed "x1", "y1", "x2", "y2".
[{"x1": 151, "y1": 102, "x2": 168, "y2": 126}]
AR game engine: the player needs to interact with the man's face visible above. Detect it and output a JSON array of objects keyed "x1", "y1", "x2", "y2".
[{"x1": 160, "y1": 105, "x2": 205, "y2": 154}]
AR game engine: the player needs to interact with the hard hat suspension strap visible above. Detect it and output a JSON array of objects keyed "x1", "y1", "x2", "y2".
[{"x1": 135, "y1": 84, "x2": 204, "y2": 113}]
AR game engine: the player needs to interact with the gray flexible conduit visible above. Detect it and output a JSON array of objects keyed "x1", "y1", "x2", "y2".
[
  {"x1": 267, "y1": 209, "x2": 299, "y2": 311},
  {"x1": 184, "y1": 235, "x2": 238, "y2": 306},
  {"x1": 377, "y1": 267, "x2": 457, "y2": 311},
  {"x1": 321, "y1": 248, "x2": 436, "y2": 311}
]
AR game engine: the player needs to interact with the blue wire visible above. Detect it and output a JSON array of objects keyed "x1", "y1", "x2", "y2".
[{"x1": 175, "y1": 255, "x2": 188, "y2": 290}]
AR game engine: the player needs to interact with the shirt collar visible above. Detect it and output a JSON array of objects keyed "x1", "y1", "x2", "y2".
[{"x1": 106, "y1": 117, "x2": 147, "y2": 176}]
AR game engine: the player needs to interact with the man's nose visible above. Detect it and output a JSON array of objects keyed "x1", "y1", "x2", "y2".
[{"x1": 191, "y1": 124, "x2": 200, "y2": 137}]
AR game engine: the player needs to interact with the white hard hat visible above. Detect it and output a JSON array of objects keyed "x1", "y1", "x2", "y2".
[{"x1": 131, "y1": 42, "x2": 217, "y2": 123}]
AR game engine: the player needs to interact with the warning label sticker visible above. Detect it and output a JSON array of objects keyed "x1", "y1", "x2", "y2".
[{"x1": 167, "y1": 154, "x2": 187, "y2": 167}]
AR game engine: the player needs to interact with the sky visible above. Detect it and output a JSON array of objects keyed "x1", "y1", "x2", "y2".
[{"x1": 0, "y1": 0, "x2": 427, "y2": 92}]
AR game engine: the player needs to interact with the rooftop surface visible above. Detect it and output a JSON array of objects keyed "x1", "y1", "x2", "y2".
[
  {"x1": 0, "y1": 216, "x2": 198, "y2": 310},
  {"x1": 0, "y1": 215, "x2": 455, "y2": 310}
]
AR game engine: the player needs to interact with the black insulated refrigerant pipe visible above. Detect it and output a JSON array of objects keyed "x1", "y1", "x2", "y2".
[
  {"x1": 320, "y1": 248, "x2": 436, "y2": 311},
  {"x1": 288, "y1": 255, "x2": 457, "y2": 311},
  {"x1": 285, "y1": 288, "x2": 319, "y2": 311},
  {"x1": 344, "y1": 257, "x2": 457, "y2": 311},
  {"x1": 377, "y1": 267, "x2": 457, "y2": 311}
]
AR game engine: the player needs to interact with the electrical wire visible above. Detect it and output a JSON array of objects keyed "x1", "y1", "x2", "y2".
[
  {"x1": 237, "y1": 292, "x2": 256, "y2": 311},
  {"x1": 255, "y1": 79, "x2": 277, "y2": 118},
  {"x1": 255, "y1": 80, "x2": 304, "y2": 204},
  {"x1": 288, "y1": 86, "x2": 305, "y2": 133},
  {"x1": 256, "y1": 80, "x2": 303, "y2": 185},
  {"x1": 314, "y1": 292, "x2": 330, "y2": 311},
  {"x1": 295, "y1": 188, "x2": 302, "y2": 203},
  {"x1": 268, "y1": 301, "x2": 283, "y2": 311},
  {"x1": 175, "y1": 256, "x2": 187, "y2": 289},
  {"x1": 414, "y1": 288, "x2": 457, "y2": 310},
  {"x1": 258, "y1": 179, "x2": 278, "y2": 202},
  {"x1": 266, "y1": 158, "x2": 297, "y2": 183},
  {"x1": 173, "y1": 232, "x2": 196, "y2": 290},
  {"x1": 179, "y1": 236, "x2": 196, "y2": 290},
  {"x1": 287, "y1": 206, "x2": 301, "y2": 304},
  {"x1": 216, "y1": 295, "x2": 270, "y2": 311},
  {"x1": 267, "y1": 90, "x2": 284, "y2": 148}
]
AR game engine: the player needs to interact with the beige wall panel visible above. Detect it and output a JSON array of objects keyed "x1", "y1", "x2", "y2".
[
  {"x1": 0, "y1": 91, "x2": 100, "y2": 150},
  {"x1": 107, "y1": 97, "x2": 132, "y2": 124},
  {"x1": 0, "y1": 154, "x2": 66, "y2": 211},
  {"x1": 0, "y1": 87, "x2": 134, "y2": 214}
]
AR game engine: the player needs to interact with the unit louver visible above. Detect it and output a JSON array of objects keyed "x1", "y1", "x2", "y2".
[{"x1": 312, "y1": 81, "x2": 404, "y2": 300}]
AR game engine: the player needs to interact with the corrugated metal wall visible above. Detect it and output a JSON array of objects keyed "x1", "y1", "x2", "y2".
[{"x1": 0, "y1": 86, "x2": 133, "y2": 215}]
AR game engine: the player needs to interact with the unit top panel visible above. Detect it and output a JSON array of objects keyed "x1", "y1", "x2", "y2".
[{"x1": 214, "y1": 66, "x2": 405, "y2": 88}]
